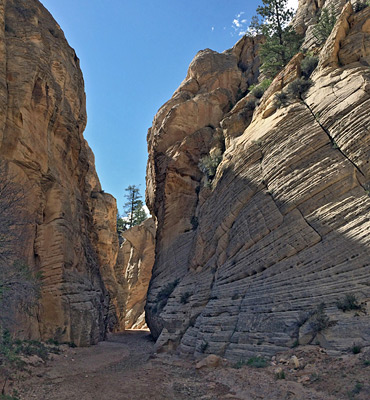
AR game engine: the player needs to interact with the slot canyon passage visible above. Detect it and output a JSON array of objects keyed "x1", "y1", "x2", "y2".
[{"x1": 0, "y1": 0, "x2": 370, "y2": 399}]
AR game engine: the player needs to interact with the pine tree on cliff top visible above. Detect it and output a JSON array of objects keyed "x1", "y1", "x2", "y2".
[
  {"x1": 122, "y1": 185, "x2": 147, "y2": 230},
  {"x1": 251, "y1": 0, "x2": 302, "y2": 78}
]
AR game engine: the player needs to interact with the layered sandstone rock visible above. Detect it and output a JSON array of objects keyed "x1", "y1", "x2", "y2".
[
  {"x1": 0, "y1": 0, "x2": 154, "y2": 340},
  {"x1": 118, "y1": 218, "x2": 156, "y2": 329},
  {"x1": 146, "y1": 2, "x2": 370, "y2": 359},
  {"x1": 295, "y1": 0, "x2": 359, "y2": 49},
  {"x1": 0, "y1": 0, "x2": 118, "y2": 345},
  {"x1": 88, "y1": 160, "x2": 121, "y2": 333},
  {"x1": 294, "y1": 0, "x2": 345, "y2": 35}
]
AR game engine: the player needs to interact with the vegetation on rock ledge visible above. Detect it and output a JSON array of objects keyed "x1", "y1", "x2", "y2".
[
  {"x1": 313, "y1": 5, "x2": 337, "y2": 44},
  {"x1": 198, "y1": 149, "x2": 223, "y2": 186},
  {"x1": 249, "y1": 0, "x2": 303, "y2": 78}
]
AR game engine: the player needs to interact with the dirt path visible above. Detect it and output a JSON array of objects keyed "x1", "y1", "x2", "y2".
[
  {"x1": 16, "y1": 331, "x2": 215, "y2": 400},
  {"x1": 13, "y1": 331, "x2": 370, "y2": 400}
]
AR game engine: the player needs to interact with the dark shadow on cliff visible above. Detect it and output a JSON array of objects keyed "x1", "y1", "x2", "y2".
[{"x1": 145, "y1": 103, "x2": 370, "y2": 359}]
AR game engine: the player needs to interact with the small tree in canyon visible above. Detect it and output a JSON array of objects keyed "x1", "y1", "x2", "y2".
[{"x1": 121, "y1": 185, "x2": 147, "y2": 231}]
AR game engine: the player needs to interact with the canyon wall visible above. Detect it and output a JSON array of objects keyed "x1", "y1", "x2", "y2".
[
  {"x1": 118, "y1": 218, "x2": 156, "y2": 329},
  {"x1": 146, "y1": 1, "x2": 370, "y2": 359},
  {"x1": 0, "y1": 0, "x2": 121, "y2": 345}
]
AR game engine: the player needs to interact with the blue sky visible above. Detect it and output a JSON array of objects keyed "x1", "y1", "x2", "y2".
[{"x1": 40, "y1": 0, "x2": 297, "y2": 213}]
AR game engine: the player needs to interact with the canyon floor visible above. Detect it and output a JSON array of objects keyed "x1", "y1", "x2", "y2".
[{"x1": 11, "y1": 331, "x2": 370, "y2": 400}]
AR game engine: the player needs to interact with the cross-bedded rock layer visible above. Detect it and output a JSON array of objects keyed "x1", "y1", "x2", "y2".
[
  {"x1": 0, "y1": 0, "x2": 120, "y2": 345},
  {"x1": 118, "y1": 218, "x2": 156, "y2": 330},
  {"x1": 146, "y1": 2, "x2": 370, "y2": 358}
]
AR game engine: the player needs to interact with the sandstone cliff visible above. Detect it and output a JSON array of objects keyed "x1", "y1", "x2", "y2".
[
  {"x1": 118, "y1": 218, "x2": 155, "y2": 329},
  {"x1": 295, "y1": 0, "x2": 356, "y2": 49},
  {"x1": 146, "y1": 1, "x2": 370, "y2": 359},
  {"x1": 0, "y1": 0, "x2": 121, "y2": 345}
]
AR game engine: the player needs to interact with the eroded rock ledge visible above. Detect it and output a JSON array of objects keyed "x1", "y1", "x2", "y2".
[{"x1": 145, "y1": 1, "x2": 370, "y2": 359}]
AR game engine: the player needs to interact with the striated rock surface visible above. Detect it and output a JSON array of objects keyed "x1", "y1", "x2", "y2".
[
  {"x1": 294, "y1": 0, "x2": 346, "y2": 35},
  {"x1": 87, "y1": 160, "x2": 121, "y2": 333},
  {"x1": 118, "y1": 218, "x2": 156, "y2": 329},
  {"x1": 146, "y1": 3, "x2": 370, "y2": 359},
  {"x1": 0, "y1": 0, "x2": 120, "y2": 345},
  {"x1": 295, "y1": 0, "x2": 361, "y2": 50}
]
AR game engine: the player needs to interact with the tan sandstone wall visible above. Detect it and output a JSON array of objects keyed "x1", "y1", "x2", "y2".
[
  {"x1": 118, "y1": 218, "x2": 156, "y2": 330},
  {"x1": 0, "y1": 0, "x2": 121, "y2": 345},
  {"x1": 295, "y1": 0, "x2": 360, "y2": 49},
  {"x1": 145, "y1": 1, "x2": 370, "y2": 359}
]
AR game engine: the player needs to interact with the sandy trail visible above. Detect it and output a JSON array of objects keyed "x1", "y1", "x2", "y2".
[
  {"x1": 14, "y1": 330, "x2": 370, "y2": 400},
  {"x1": 17, "y1": 331, "x2": 214, "y2": 400}
]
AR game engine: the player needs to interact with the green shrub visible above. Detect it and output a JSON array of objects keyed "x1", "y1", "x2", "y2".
[
  {"x1": 190, "y1": 216, "x2": 198, "y2": 231},
  {"x1": 180, "y1": 292, "x2": 191, "y2": 304},
  {"x1": 310, "y1": 372, "x2": 320, "y2": 382},
  {"x1": 246, "y1": 356, "x2": 268, "y2": 368},
  {"x1": 274, "y1": 91, "x2": 289, "y2": 108},
  {"x1": 287, "y1": 78, "x2": 313, "y2": 99},
  {"x1": 336, "y1": 294, "x2": 362, "y2": 312},
  {"x1": 352, "y1": 344, "x2": 362, "y2": 354},
  {"x1": 244, "y1": 98, "x2": 257, "y2": 111},
  {"x1": 250, "y1": 86, "x2": 264, "y2": 99},
  {"x1": 234, "y1": 357, "x2": 268, "y2": 369},
  {"x1": 313, "y1": 6, "x2": 337, "y2": 44},
  {"x1": 46, "y1": 338, "x2": 59, "y2": 346},
  {"x1": 233, "y1": 359, "x2": 247, "y2": 369},
  {"x1": 275, "y1": 370, "x2": 286, "y2": 379},
  {"x1": 348, "y1": 382, "x2": 363, "y2": 399},
  {"x1": 0, "y1": 329, "x2": 58, "y2": 397},
  {"x1": 249, "y1": 79, "x2": 272, "y2": 99},
  {"x1": 354, "y1": 0, "x2": 370, "y2": 13},
  {"x1": 198, "y1": 149, "x2": 223, "y2": 182},
  {"x1": 14, "y1": 340, "x2": 49, "y2": 360},
  {"x1": 301, "y1": 56, "x2": 319, "y2": 79},
  {"x1": 274, "y1": 78, "x2": 313, "y2": 108},
  {"x1": 309, "y1": 303, "x2": 331, "y2": 335}
]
